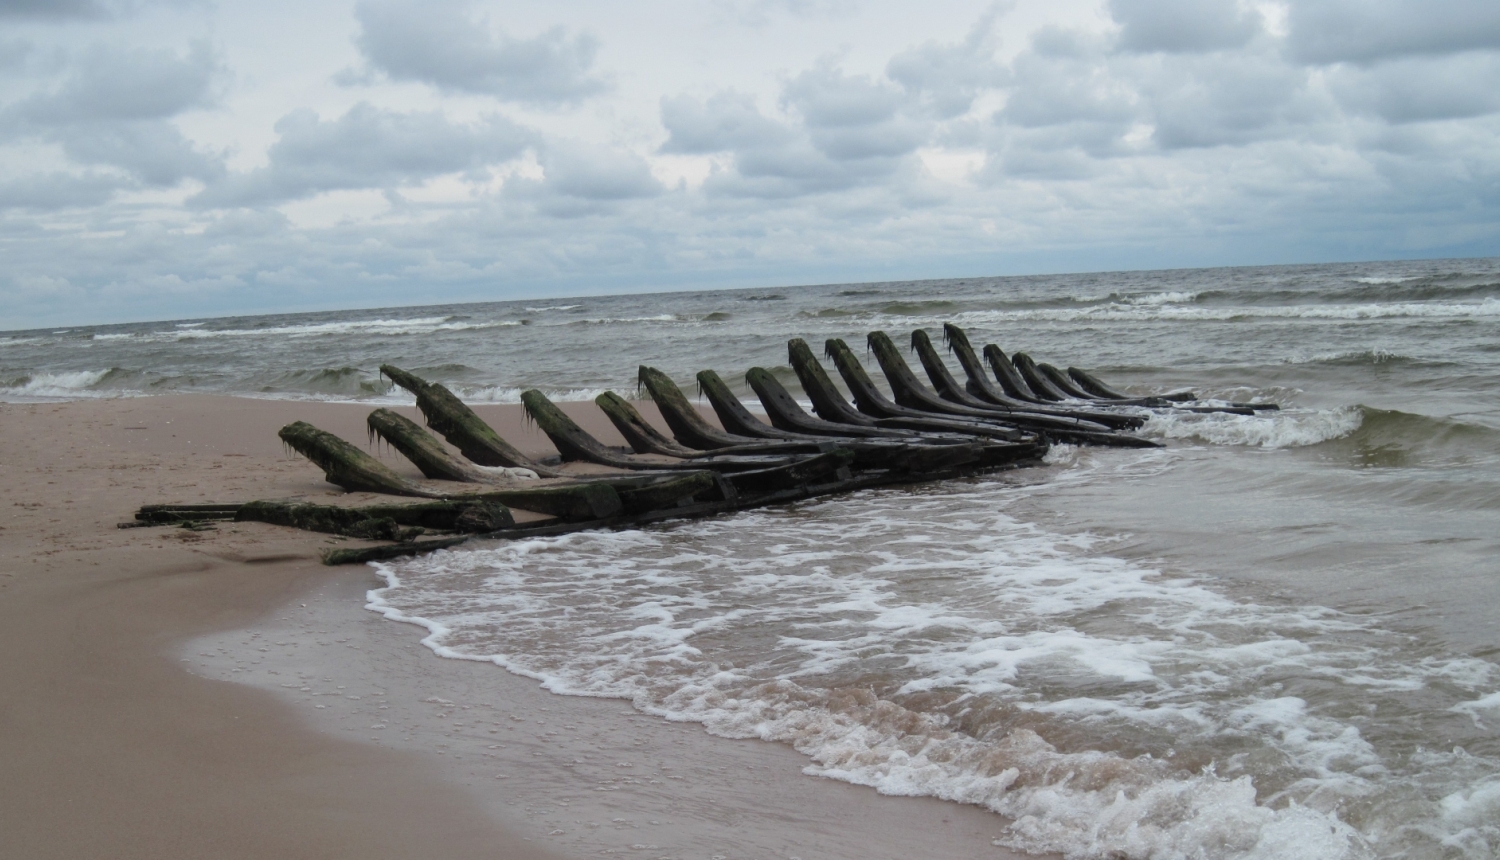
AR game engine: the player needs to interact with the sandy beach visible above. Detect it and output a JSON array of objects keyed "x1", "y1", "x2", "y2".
[{"x1": 0, "y1": 394, "x2": 1038, "y2": 860}]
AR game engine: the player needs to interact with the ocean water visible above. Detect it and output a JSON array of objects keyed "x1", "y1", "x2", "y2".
[{"x1": 7, "y1": 258, "x2": 1500, "y2": 858}]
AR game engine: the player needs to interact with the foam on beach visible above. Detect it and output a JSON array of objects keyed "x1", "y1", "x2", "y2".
[{"x1": 365, "y1": 476, "x2": 1500, "y2": 860}]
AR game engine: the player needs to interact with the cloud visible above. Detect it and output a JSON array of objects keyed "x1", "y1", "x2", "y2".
[
  {"x1": 57, "y1": 120, "x2": 222, "y2": 185},
  {"x1": 1326, "y1": 53, "x2": 1500, "y2": 123},
  {"x1": 999, "y1": 28, "x2": 1138, "y2": 134},
  {"x1": 0, "y1": 171, "x2": 124, "y2": 210},
  {"x1": 8, "y1": 41, "x2": 219, "y2": 124},
  {"x1": 0, "y1": 39, "x2": 33, "y2": 71},
  {"x1": 781, "y1": 63, "x2": 927, "y2": 159},
  {"x1": 6, "y1": 2, "x2": 1500, "y2": 330},
  {"x1": 0, "y1": 0, "x2": 105, "y2": 20},
  {"x1": 1286, "y1": 0, "x2": 1500, "y2": 65},
  {"x1": 1110, "y1": 0, "x2": 1261, "y2": 54},
  {"x1": 193, "y1": 102, "x2": 532, "y2": 207},
  {"x1": 349, "y1": 0, "x2": 606, "y2": 104},
  {"x1": 659, "y1": 91, "x2": 791, "y2": 154},
  {"x1": 1141, "y1": 51, "x2": 1320, "y2": 148},
  {"x1": 0, "y1": 41, "x2": 224, "y2": 189},
  {"x1": 537, "y1": 141, "x2": 662, "y2": 201},
  {"x1": 886, "y1": 8, "x2": 1009, "y2": 119}
]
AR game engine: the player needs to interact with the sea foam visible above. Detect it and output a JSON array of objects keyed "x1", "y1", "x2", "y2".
[{"x1": 366, "y1": 478, "x2": 1497, "y2": 860}]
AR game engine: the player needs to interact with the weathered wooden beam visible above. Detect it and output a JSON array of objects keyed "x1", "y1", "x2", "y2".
[
  {"x1": 982, "y1": 344, "x2": 1044, "y2": 403},
  {"x1": 594, "y1": 391, "x2": 700, "y2": 457},
  {"x1": 912, "y1": 330, "x2": 1145, "y2": 430},
  {"x1": 696, "y1": 369, "x2": 807, "y2": 440},
  {"x1": 236, "y1": 499, "x2": 516, "y2": 541},
  {"x1": 322, "y1": 537, "x2": 471, "y2": 566},
  {"x1": 367, "y1": 408, "x2": 492, "y2": 482},
  {"x1": 637, "y1": 366, "x2": 818, "y2": 454},
  {"x1": 1009, "y1": 352, "x2": 1075, "y2": 402},
  {"x1": 279, "y1": 420, "x2": 435, "y2": 496},
  {"x1": 379, "y1": 364, "x2": 562, "y2": 477}
]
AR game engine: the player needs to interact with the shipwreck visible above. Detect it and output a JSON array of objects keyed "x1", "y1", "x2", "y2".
[{"x1": 126, "y1": 325, "x2": 1275, "y2": 563}]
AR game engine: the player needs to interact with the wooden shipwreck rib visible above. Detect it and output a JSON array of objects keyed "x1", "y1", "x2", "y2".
[{"x1": 127, "y1": 323, "x2": 1277, "y2": 564}]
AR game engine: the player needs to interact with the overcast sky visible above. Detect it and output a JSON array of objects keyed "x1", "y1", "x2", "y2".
[{"x1": 2, "y1": 0, "x2": 1498, "y2": 328}]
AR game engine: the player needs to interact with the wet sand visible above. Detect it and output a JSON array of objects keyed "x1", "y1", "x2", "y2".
[{"x1": 0, "y1": 395, "x2": 1037, "y2": 859}]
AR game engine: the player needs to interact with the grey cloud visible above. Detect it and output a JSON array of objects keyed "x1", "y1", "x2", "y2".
[
  {"x1": 0, "y1": 39, "x2": 33, "y2": 70},
  {"x1": 1110, "y1": 0, "x2": 1260, "y2": 54},
  {"x1": 781, "y1": 65, "x2": 927, "y2": 159},
  {"x1": 659, "y1": 91, "x2": 791, "y2": 154},
  {"x1": 1142, "y1": 52, "x2": 1317, "y2": 148},
  {"x1": 886, "y1": 10, "x2": 1009, "y2": 119},
  {"x1": 782, "y1": 63, "x2": 903, "y2": 127},
  {"x1": 1001, "y1": 31, "x2": 1138, "y2": 132},
  {"x1": 351, "y1": 0, "x2": 606, "y2": 104},
  {"x1": 1326, "y1": 53, "x2": 1500, "y2": 123},
  {"x1": 193, "y1": 103, "x2": 531, "y2": 207},
  {"x1": 0, "y1": 171, "x2": 124, "y2": 210},
  {"x1": 707, "y1": 141, "x2": 901, "y2": 198},
  {"x1": 0, "y1": 42, "x2": 223, "y2": 189},
  {"x1": 539, "y1": 142, "x2": 662, "y2": 200},
  {"x1": 9, "y1": 41, "x2": 218, "y2": 124},
  {"x1": 0, "y1": 0, "x2": 104, "y2": 19},
  {"x1": 56, "y1": 120, "x2": 222, "y2": 185},
  {"x1": 1287, "y1": 0, "x2": 1500, "y2": 65},
  {"x1": 659, "y1": 82, "x2": 916, "y2": 199}
]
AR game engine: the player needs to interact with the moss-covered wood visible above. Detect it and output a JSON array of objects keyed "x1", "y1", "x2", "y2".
[
  {"x1": 367, "y1": 408, "x2": 491, "y2": 482},
  {"x1": 695, "y1": 369, "x2": 803, "y2": 440},
  {"x1": 379, "y1": 364, "x2": 562, "y2": 477},
  {"x1": 471, "y1": 483, "x2": 622, "y2": 520},
  {"x1": 279, "y1": 420, "x2": 434, "y2": 496},
  {"x1": 913, "y1": 330, "x2": 1146, "y2": 430},
  {"x1": 786, "y1": 339, "x2": 882, "y2": 427},
  {"x1": 520, "y1": 389, "x2": 643, "y2": 466},
  {"x1": 611, "y1": 471, "x2": 717, "y2": 512},
  {"x1": 237, "y1": 499, "x2": 514, "y2": 537},
  {"x1": 321, "y1": 537, "x2": 470, "y2": 566},
  {"x1": 982, "y1": 344, "x2": 1042, "y2": 402},
  {"x1": 638, "y1": 366, "x2": 817, "y2": 454},
  {"x1": 594, "y1": 391, "x2": 701, "y2": 457},
  {"x1": 1065, "y1": 366, "x2": 1133, "y2": 400}
]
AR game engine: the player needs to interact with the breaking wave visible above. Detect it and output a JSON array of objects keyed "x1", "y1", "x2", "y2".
[
  {"x1": 1141, "y1": 406, "x2": 1364, "y2": 448},
  {"x1": 0, "y1": 368, "x2": 135, "y2": 400}
]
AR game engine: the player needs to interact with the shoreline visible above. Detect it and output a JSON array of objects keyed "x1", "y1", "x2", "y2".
[{"x1": 0, "y1": 393, "x2": 1040, "y2": 859}]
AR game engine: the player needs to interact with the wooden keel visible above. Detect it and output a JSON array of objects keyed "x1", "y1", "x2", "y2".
[{"x1": 237, "y1": 499, "x2": 515, "y2": 539}]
